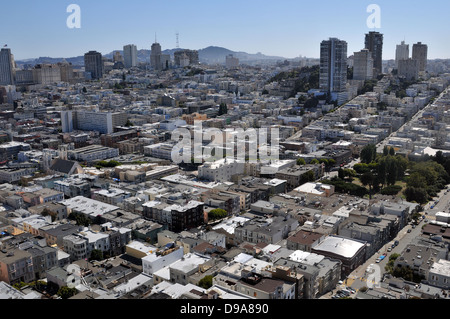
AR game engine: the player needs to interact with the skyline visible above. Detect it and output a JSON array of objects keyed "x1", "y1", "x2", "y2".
[{"x1": 2, "y1": 0, "x2": 450, "y2": 61}]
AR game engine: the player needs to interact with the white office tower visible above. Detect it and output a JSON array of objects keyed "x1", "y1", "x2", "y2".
[
  {"x1": 319, "y1": 38, "x2": 348, "y2": 105},
  {"x1": 395, "y1": 41, "x2": 409, "y2": 68},
  {"x1": 353, "y1": 49, "x2": 374, "y2": 81},
  {"x1": 123, "y1": 44, "x2": 138, "y2": 68}
]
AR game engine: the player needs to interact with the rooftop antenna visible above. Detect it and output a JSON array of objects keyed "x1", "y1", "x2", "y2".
[{"x1": 176, "y1": 32, "x2": 180, "y2": 49}]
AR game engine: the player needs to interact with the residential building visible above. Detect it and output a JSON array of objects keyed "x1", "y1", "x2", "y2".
[
  {"x1": 169, "y1": 253, "x2": 210, "y2": 285},
  {"x1": 62, "y1": 110, "x2": 128, "y2": 134},
  {"x1": 287, "y1": 230, "x2": 325, "y2": 252},
  {"x1": 235, "y1": 272, "x2": 296, "y2": 299},
  {"x1": 427, "y1": 259, "x2": 450, "y2": 289},
  {"x1": 353, "y1": 49, "x2": 374, "y2": 81},
  {"x1": 0, "y1": 248, "x2": 34, "y2": 285},
  {"x1": 412, "y1": 42, "x2": 428, "y2": 72},
  {"x1": 142, "y1": 245, "x2": 184, "y2": 275},
  {"x1": 395, "y1": 41, "x2": 409, "y2": 68},
  {"x1": 319, "y1": 38, "x2": 348, "y2": 104},
  {"x1": 311, "y1": 235, "x2": 367, "y2": 278},
  {"x1": 174, "y1": 50, "x2": 199, "y2": 67},
  {"x1": 234, "y1": 216, "x2": 299, "y2": 245},
  {"x1": 365, "y1": 31, "x2": 383, "y2": 76},
  {"x1": 32, "y1": 64, "x2": 61, "y2": 84},
  {"x1": 84, "y1": 51, "x2": 103, "y2": 79},
  {"x1": 150, "y1": 42, "x2": 162, "y2": 71},
  {"x1": 68, "y1": 144, "x2": 119, "y2": 162},
  {"x1": 226, "y1": 54, "x2": 240, "y2": 69},
  {"x1": 123, "y1": 44, "x2": 138, "y2": 68},
  {"x1": 398, "y1": 58, "x2": 419, "y2": 81}
]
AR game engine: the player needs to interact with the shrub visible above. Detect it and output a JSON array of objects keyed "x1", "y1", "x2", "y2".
[{"x1": 380, "y1": 185, "x2": 402, "y2": 195}]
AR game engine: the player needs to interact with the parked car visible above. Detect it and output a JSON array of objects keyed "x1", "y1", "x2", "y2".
[{"x1": 346, "y1": 287, "x2": 356, "y2": 294}]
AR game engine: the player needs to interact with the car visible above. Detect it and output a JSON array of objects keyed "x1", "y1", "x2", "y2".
[
  {"x1": 346, "y1": 287, "x2": 356, "y2": 294},
  {"x1": 340, "y1": 290, "x2": 351, "y2": 297},
  {"x1": 387, "y1": 247, "x2": 392, "y2": 252},
  {"x1": 408, "y1": 229, "x2": 412, "y2": 233},
  {"x1": 394, "y1": 241, "x2": 399, "y2": 246}
]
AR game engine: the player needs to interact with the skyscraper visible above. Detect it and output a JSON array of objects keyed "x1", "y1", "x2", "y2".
[
  {"x1": 398, "y1": 58, "x2": 419, "y2": 81},
  {"x1": 353, "y1": 49, "x2": 374, "y2": 81},
  {"x1": 365, "y1": 31, "x2": 383, "y2": 76},
  {"x1": 150, "y1": 42, "x2": 162, "y2": 71},
  {"x1": 395, "y1": 41, "x2": 409, "y2": 68},
  {"x1": 0, "y1": 48, "x2": 15, "y2": 85},
  {"x1": 84, "y1": 51, "x2": 103, "y2": 80},
  {"x1": 123, "y1": 44, "x2": 137, "y2": 68},
  {"x1": 412, "y1": 42, "x2": 428, "y2": 72},
  {"x1": 320, "y1": 38, "x2": 348, "y2": 94}
]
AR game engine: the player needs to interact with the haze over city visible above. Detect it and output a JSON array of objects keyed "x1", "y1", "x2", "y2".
[{"x1": 3, "y1": 0, "x2": 450, "y2": 60}]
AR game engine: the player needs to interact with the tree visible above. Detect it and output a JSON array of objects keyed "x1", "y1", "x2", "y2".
[
  {"x1": 57, "y1": 286, "x2": 78, "y2": 299},
  {"x1": 296, "y1": 158, "x2": 306, "y2": 166},
  {"x1": 360, "y1": 144, "x2": 377, "y2": 164},
  {"x1": 208, "y1": 209, "x2": 228, "y2": 221},
  {"x1": 198, "y1": 275, "x2": 213, "y2": 289},
  {"x1": 389, "y1": 147, "x2": 396, "y2": 156},
  {"x1": 360, "y1": 172, "x2": 375, "y2": 199},
  {"x1": 90, "y1": 249, "x2": 104, "y2": 261},
  {"x1": 218, "y1": 103, "x2": 228, "y2": 116},
  {"x1": 310, "y1": 159, "x2": 320, "y2": 165},
  {"x1": 338, "y1": 168, "x2": 345, "y2": 180}
]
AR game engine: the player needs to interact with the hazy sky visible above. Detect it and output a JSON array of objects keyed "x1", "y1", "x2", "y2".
[{"x1": 2, "y1": 0, "x2": 449, "y2": 60}]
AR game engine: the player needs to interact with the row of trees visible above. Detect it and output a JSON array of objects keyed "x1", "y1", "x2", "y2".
[
  {"x1": 348, "y1": 145, "x2": 408, "y2": 199},
  {"x1": 338, "y1": 144, "x2": 450, "y2": 204},
  {"x1": 404, "y1": 160, "x2": 450, "y2": 204}
]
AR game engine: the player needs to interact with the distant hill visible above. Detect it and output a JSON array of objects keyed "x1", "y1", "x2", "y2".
[{"x1": 15, "y1": 46, "x2": 287, "y2": 66}]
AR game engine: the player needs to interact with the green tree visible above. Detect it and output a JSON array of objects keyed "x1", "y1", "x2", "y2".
[
  {"x1": 389, "y1": 147, "x2": 396, "y2": 156},
  {"x1": 57, "y1": 286, "x2": 78, "y2": 299},
  {"x1": 310, "y1": 159, "x2": 320, "y2": 165},
  {"x1": 360, "y1": 144, "x2": 377, "y2": 164},
  {"x1": 208, "y1": 209, "x2": 228, "y2": 221},
  {"x1": 360, "y1": 172, "x2": 375, "y2": 199},
  {"x1": 297, "y1": 158, "x2": 306, "y2": 166},
  {"x1": 90, "y1": 249, "x2": 104, "y2": 261},
  {"x1": 218, "y1": 103, "x2": 228, "y2": 116},
  {"x1": 198, "y1": 275, "x2": 213, "y2": 289}
]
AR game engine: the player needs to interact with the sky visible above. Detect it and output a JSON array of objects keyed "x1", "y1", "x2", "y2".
[{"x1": 2, "y1": 0, "x2": 450, "y2": 61}]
